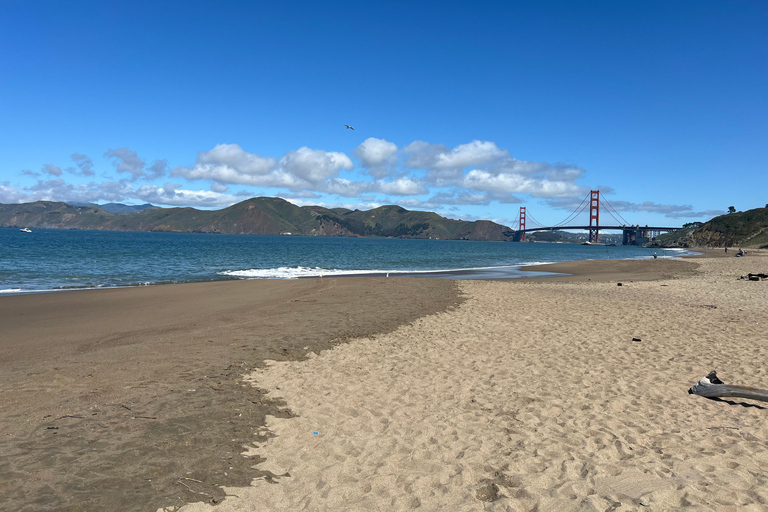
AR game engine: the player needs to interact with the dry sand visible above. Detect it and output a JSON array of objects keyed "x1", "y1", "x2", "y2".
[{"x1": 170, "y1": 251, "x2": 768, "y2": 512}]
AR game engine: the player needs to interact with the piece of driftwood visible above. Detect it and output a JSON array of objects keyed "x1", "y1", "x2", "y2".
[{"x1": 688, "y1": 371, "x2": 768, "y2": 403}]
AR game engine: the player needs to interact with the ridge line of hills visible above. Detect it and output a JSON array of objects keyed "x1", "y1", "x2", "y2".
[
  {"x1": 2, "y1": 198, "x2": 766, "y2": 247},
  {"x1": 0, "y1": 197, "x2": 516, "y2": 241}
]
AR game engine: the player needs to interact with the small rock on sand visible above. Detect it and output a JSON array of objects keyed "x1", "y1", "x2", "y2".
[{"x1": 475, "y1": 482, "x2": 500, "y2": 502}]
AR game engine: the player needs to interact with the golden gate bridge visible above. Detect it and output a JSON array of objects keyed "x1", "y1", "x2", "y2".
[{"x1": 510, "y1": 190, "x2": 681, "y2": 245}]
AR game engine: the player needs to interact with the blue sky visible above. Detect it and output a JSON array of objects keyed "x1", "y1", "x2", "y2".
[{"x1": 1, "y1": 0, "x2": 765, "y2": 228}]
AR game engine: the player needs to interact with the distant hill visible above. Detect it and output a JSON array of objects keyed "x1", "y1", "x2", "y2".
[
  {"x1": 525, "y1": 230, "x2": 623, "y2": 244},
  {"x1": 0, "y1": 197, "x2": 516, "y2": 241},
  {"x1": 650, "y1": 206, "x2": 768, "y2": 248},
  {"x1": 99, "y1": 203, "x2": 156, "y2": 213},
  {"x1": 68, "y1": 202, "x2": 156, "y2": 213}
]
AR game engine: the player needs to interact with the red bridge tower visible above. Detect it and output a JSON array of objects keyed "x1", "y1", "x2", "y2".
[{"x1": 589, "y1": 190, "x2": 600, "y2": 243}]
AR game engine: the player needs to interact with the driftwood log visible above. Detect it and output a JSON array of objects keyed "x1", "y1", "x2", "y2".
[{"x1": 688, "y1": 371, "x2": 768, "y2": 403}]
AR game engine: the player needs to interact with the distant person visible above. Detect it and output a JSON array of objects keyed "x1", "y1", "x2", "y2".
[
  {"x1": 653, "y1": 253, "x2": 658, "y2": 259},
  {"x1": 725, "y1": 247, "x2": 728, "y2": 253},
  {"x1": 737, "y1": 248, "x2": 744, "y2": 257}
]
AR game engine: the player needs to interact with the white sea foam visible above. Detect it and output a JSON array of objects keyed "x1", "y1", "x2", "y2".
[
  {"x1": 219, "y1": 267, "x2": 387, "y2": 279},
  {"x1": 0, "y1": 288, "x2": 24, "y2": 294},
  {"x1": 218, "y1": 265, "x2": 526, "y2": 280}
]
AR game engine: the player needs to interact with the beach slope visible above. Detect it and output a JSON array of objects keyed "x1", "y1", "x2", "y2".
[{"x1": 176, "y1": 251, "x2": 768, "y2": 511}]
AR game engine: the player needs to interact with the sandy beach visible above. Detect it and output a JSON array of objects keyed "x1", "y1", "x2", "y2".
[
  {"x1": 165, "y1": 251, "x2": 766, "y2": 512},
  {"x1": 2, "y1": 251, "x2": 767, "y2": 511},
  {"x1": 0, "y1": 277, "x2": 461, "y2": 511}
]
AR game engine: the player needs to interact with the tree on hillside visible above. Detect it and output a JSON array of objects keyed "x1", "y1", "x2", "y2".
[{"x1": 728, "y1": 206, "x2": 736, "y2": 213}]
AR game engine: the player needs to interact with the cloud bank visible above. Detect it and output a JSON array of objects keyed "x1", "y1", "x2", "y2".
[{"x1": 0, "y1": 139, "x2": 715, "y2": 222}]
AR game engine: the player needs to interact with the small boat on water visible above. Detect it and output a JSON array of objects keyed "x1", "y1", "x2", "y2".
[
  {"x1": 581, "y1": 241, "x2": 592, "y2": 245},
  {"x1": 20, "y1": 228, "x2": 32, "y2": 233}
]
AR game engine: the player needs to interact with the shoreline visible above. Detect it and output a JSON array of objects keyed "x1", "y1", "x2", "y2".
[
  {"x1": 0, "y1": 248, "x2": 703, "y2": 296},
  {"x1": 518, "y1": 246, "x2": 736, "y2": 282}
]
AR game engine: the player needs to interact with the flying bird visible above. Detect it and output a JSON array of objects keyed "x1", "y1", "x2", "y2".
[{"x1": 344, "y1": 124, "x2": 354, "y2": 130}]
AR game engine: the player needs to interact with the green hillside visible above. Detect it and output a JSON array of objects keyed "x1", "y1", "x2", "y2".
[
  {"x1": 0, "y1": 197, "x2": 516, "y2": 241},
  {"x1": 651, "y1": 206, "x2": 768, "y2": 248}
]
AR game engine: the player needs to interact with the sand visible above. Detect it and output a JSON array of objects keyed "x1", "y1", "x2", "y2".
[
  {"x1": 0, "y1": 277, "x2": 461, "y2": 511},
  {"x1": 167, "y1": 251, "x2": 768, "y2": 512}
]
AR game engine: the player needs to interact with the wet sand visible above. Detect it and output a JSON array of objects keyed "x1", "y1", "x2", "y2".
[
  {"x1": 0, "y1": 278, "x2": 461, "y2": 511},
  {"x1": 521, "y1": 257, "x2": 701, "y2": 282}
]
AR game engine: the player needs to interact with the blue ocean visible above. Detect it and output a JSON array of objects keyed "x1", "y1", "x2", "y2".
[{"x1": 0, "y1": 228, "x2": 694, "y2": 293}]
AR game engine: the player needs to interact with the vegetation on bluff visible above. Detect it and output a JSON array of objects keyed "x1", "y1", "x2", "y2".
[{"x1": 651, "y1": 206, "x2": 768, "y2": 248}]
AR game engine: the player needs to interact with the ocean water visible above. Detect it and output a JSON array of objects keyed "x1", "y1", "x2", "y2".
[{"x1": 0, "y1": 228, "x2": 694, "y2": 293}]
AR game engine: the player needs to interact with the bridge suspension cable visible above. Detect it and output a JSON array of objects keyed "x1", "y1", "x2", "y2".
[
  {"x1": 525, "y1": 211, "x2": 547, "y2": 229},
  {"x1": 600, "y1": 207, "x2": 625, "y2": 226},
  {"x1": 552, "y1": 191, "x2": 591, "y2": 228},
  {"x1": 599, "y1": 196, "x2": 631, "y2": 226},
  {"x1": 509, "y1": 211, "x2": 520, "y2": 230}
]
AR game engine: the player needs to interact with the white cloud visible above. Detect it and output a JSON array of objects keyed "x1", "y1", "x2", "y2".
[
  {"x1": 403, "y1": 140, "x2": 508, "y2": 170},
  {"x1": 320, "y1": 177, "x2": 370, "y2": 197},
  {"x1": 375, "y1": 177, "x2": 427, "y2": 196},
  {"x1": 0, "y1": 182, "x2": 29, "y2": 203},
  {"x1": 403, "y1": 140, "x2": 450, "y2": 169},
  {"x1": 134, "y1": 184, "x2": 238, "y2": 207},
  {"x1": 463, "y1": 170, "x2": 585, "y2": 198},
  {"x1": 354, "y1": 137, "x2": 398, "y2": 178},
  {"x1": 435, "y1": 140, "x2": 508, "y2": 169},
  {"x1": 43, "y1": 164, "x2": 62, "y2": 176},
  {"x1": 174, "y1": 164, "x2": 299, "y2": 188},
  {"x1": 196, "y1": 143, "x2": 276, "y2": 176},
  {"x1": 0, "y1": 177, "x2": 236, "y2": 209},
  {"x1": 25, "y1": 179, "x2": 132, "y2": 203},
  {"x1": 279, "y1": 147, "x2": 353, "y2": 183},
  {"x1": 593, "y1": 200, "x2": 726, "y2": 219},
  {"x1": 667, "y1": 209, "x2": 726, "y2": 219},
  {"x1": 394, "y1": 198, "x2": 440, "y2": 209},
  {"x1": 544, "y1": 197, "x2": 727, "y2": 222},
  {"x1": 428, "y1": 191, "x2": 522, "y2": 205},
  {"x1": 7, "y1": 139, "x2": 722, "y2": 222},
  {"x1": 174, "y1": 144, "x2": 352, "y2": 192},
  {"x1": 146, "y1": 159, "x2": 169, "y2": 180},
  {"x1": 70, "y1": 153, "x2": 95, "y2": 176},
  {"x1": 105, "y1": 148, "x2": 146, "y2": 181},
  {"x1": 282, "y1": 197, "x2": 382, "y2": 212}
]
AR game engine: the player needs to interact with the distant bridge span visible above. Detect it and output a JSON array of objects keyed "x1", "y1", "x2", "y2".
[
  {"x1": 514, "y1": 191, "x2": 681, "y2": 245},
  {"x1": 517, "y1": 225, "x2": 681, "y2": 245}
]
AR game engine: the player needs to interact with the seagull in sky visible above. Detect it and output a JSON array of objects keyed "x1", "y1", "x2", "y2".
[{"x1": 344, "y1": 124, "x2": 354, "y2": 130}]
